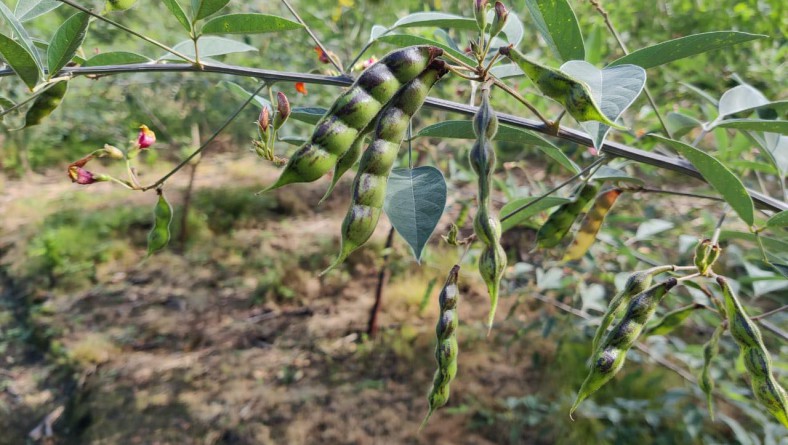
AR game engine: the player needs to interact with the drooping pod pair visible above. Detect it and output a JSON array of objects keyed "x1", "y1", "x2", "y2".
[
  {"x1": 536, "y1": 181, "x2": 600, "y2": 249},
  {"x1": 571, "y1": 278, "x2": 678, "y2": 417},
  {"x1": 321, "y1": 59, "x2": 450, "y2": 274},
  {"x1": 421, "y1": 265, "x2": 461, "y2": 430},
  {"x1": 261, "y1": 46, "x2": 443, "y2": 192},
  {"x1": 717, "y1": 277, "x2": 788, "y2": 427},
  {"x1": 470, "y1": 85, "x2": 506, "y2": 332},
  {"x1": 589, "y1": 265, "x2": 674, "y2": 355}
]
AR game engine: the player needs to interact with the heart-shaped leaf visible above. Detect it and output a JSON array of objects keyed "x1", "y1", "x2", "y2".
[
  {"x1": 524, "y1": 0, "x2": 584, "y2": 61},
  {"x1": 718, "y1": 84, "x2": 769, "y2": 117},
  {"x1": 652, "y1": 135, "x2": 754, "y2": 226},
  {"x1": 384, "y1": 166, "x2": 447, "y2": 261},
  {"x1": 560, "y1": 61, "x2": 646, "y2": 151}
]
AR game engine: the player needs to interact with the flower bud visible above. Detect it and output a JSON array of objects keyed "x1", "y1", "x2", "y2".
[
  {"x1": 137, "y1": 124, "x2": 156, "y2": 149},
  {"x1": 295, "y1": 82, "x2": 307, "y2": 95},
  {"x1": 102, "y1": 144, "x2": 124, "y2": 159},
  {"x1": 490, "y1": 2, "x2": 508, "y2": 37},
  {"x1": 68, "y1": 166, "x2": 108, "y2": 185},
  {"x1": 474, "y1": 0, "x2": 488, "y2": 31},
  {"x1": 273, "y1": 92, "x2": 290, "y2": 130},
  {"x1": 258, "y1": 106, "x2": 270, "y2": 133}
]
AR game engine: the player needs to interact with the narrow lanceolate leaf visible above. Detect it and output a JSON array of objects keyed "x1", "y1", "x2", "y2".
[
  {"x1": 191, "y1": 0, "x2": 229, "y2": 21},
  {"x1": 652, "y1": 135, "x2": 755, "y2": 226},
  {"x1": 289, "y1": 107, "x2": 327, "y2": 125},
  {"x1": 201, "y1": 14, "x2": 302, "y2": 35},
  {"x1": 82, "y1": 51, "x2": 151, "y2": 67},
  {"x1": 15, "y1": 0, "x2": 62, "y2": 22},
  {"x1": 415, "y1": 120, "x2": 579, "y2": 173},
  {"x1": 499, "y1": 197, "x2": 570, "y2": 232},
  {"x1": 713, "y1": 119, "x2": 788, "y2": 135},
  {"x1": 766, "y1": 210, "x2": 788, "y2": 228},
  {"x1": 560, "y1": 61, "x2": 646, "y2": 151},
  {"x1": 0, "y1": 1, "x2": 42, "y2": 70},
  {"x1": 563, "y1": 189, "x2": 622, "y2": 261},
  {"x1": 47, "y1": 11, "x2": 90, "y2": 77},
  {"x1": 161, "y1": 36, "x2": 257, "y2": 60},
  {"x1": 524, "y1": 0, "x2": 584, "y2": 61},
  {"x1": 377, "y1": 34, "x2": 474, "y2": 65},
  {"x1": 644, "y1": 304, "x2": 702, "y2": 336},
  {"x1": 0, "y1": 32, "x2": 39, "y2": 89},
  {"x1": 390, "y1": 12, "x2": 477, "y2": 31},
  {"x1": 162, "y1": 0, "x2": 191, "y2": 33},
  {"x1": 384, "y1": 167, "x2": 447, "y2": 261},
  {"x1": 608, "y1": 31, "x2": 766, "y2": 69},
  {"x1": 590, "y1": 165, "x2": 644, "y2": 185}
]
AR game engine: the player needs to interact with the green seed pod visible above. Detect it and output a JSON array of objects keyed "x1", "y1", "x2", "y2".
[
  {"x1": 536, "y1": 182, "x2": 600, "y2": 249},
  {"x1": 645, "y1": 303, "x2": 703, "y2": 337},
  {"x1": 24, "y1": 81, "x2": 68, "y2": 128},
  {"x1": 421, "y1": 265, "x2": 461, "y2": 430},
  {"x1": 318, "y1": 133, "x2": 368, "y2": 204},
  {"x1": 693, "y1": 238, "x2": 713, "y2": 274},
  {"x1": 261, "y1": 46, "x2": 443, "y2": 192},
  {"x1": 699, "y1": 324, "x2": 723, "y2": 420},
  {"x1": 146, "y1": 189, "x2": 173, "y2": 257},
  {"x1": 717, "y1": 277, "x2": 788, "y2": 427},
  {"x1": 571, "y1": 278, "x2": 678, "y2": 418},
  {"x1": 500, "y1": 46, "x2": 627, "y2": 130},
  {"x1": 322, "y1": 60, "x2": 449, "y2": 275},
  {"x1": 479, "y1": 241, "x2": 506, "y2": 331},
  {"x1": 563, "y1": 189, "x2": 623, "y2": 261}
]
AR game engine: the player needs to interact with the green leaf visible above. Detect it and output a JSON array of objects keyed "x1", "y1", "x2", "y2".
[
  {"x1": 290, "y1": 107, "x2": 326, "y2": 125},
  {"x1": 22, "y1": 79, "x2": 67, "y2": 128},
  {"x1": 713, "y1": 119, "x2": 788, "y2": 135},
  {"x1": 0, "y1": 96, "x2": 16, "y2": 122},
  {"x1": 218, "y1": 80, "x2": 269, "y2": 107},
  {"x1": 590, "y1": 165, "x2": 644, "y2": 185},
  {"x1": 489, "y1": 63, "x2": 523, "y2": 79},
  {"x1": 201, "y1": 13, "x2": 302, "y2": 35},
  {"x1": 500, "y1": 197, "x2": 570, "y2": 232},
  {"x1": 377, "y1": 34, "x2": 474, "y2": 65},
  {"x1": 161, "y1": 36, "x2": 257, "y2": 60},
  {"x1": 0, "y1": 1, "x2": 42, "y2": 71},
  {"x1": 718, "y1": 84, "x2": 769, "y2": 117},
  {"x1": 191, "y1": 0, "x2": 229, "y2": 21},
  {"x1": 718, "y1": 231, "x2": 788, "y2": 254},
  {"x1": 47, "y1": 11, "x2": 90, "y2": 77},
  {"x1": 383, "y1": 166, "x2": 447, "y2": 261},
  {"x1": 652, "y1": 135, "x2": 754, "y2": 225},
  {"x1": 560, "y1": 61, "x2": 646, "y2": 151},
  {"x1": 82, "y1": 51, "x2": 151, "y2": 67},
  {"x1": 14, "y1": 0, "x2": 62, "y2": 22},
  {"x1": 524, "y1": 0, "x2": 585, "y2": 61},
  {"x1": 414, "y1": 120, "x2": 579, "y2": 173},
  {"x1": 391, "y1": 12, "x2": 477, "y2": 30},
  {"x1": 766, "y1": 210, "x2": 788, "y2": 228},
  {"x1": 665, "y1": 111, "x2": 701, "y2": 138},
  {"x1": 162, "y1": 0, "x2": 191, "y2": 33},
  {"x1": 0, "y1": 32, "x2": 39, "y2": 89},
  {"x1": 608, "y1": 31, "x2": 766, "y2": 69}
]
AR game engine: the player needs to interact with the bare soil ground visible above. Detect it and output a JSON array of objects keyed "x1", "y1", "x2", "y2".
[{"x1": 0, "y1": 156, "x2": 546, "y2": 445}]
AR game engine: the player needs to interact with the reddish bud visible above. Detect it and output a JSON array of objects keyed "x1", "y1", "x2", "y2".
[
  {"x1": 295, "y1": 82, "x2": 308, "y2": 95},
  {"x1": 137, "y1": 124, "x2": 156, "y2": 149},
  {"x1": 474, "y1": 0, "x2": 488, "y2": 31},
  {"x1": 68, "y1": 166, "x2": 102, "y2": 185},
  {"x1": 490, "y1": 2, "x2": 508, "y2": 36},
  {"x1": 274, "y1": 92, "x2": 290, "y2": 130},
  {"x1": 314, "y1": 46, "x2": 331, "y2": 64},
  {"x1": 258, "y1": 106, "x2": 270, "y2": 132}
]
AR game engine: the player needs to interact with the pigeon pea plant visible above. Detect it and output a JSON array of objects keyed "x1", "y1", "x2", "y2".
[{"x1": 0, "y1": 0, "x2": 785, "y2": 433}]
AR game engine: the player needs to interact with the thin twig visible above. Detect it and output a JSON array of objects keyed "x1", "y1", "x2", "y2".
[
  {"x1": 141, "y1": 82, "x2": 267, "y2": 191},
  {"x1": 281, "y1": 0, "x2": 344, "y2": 74},
  {"x1": 56, "y1": 0, "x2": 196, "y2": 64},
  {"x1": 491, "y1": 78, "x2": 552, "y2": 128},
  {"x1": 628, "y1": 187, "x2": 724, "y2": 203},
  {"x1": 751, "y1": 305, "x2": 787, "y2": 321},
  {"x1": 757, "y1": 319, "x2": 788, "y2": 342}
]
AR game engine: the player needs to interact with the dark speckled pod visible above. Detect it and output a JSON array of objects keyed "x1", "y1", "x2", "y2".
[{"x1": 261, "y1": 46, "x2": 443, "y2": 192}]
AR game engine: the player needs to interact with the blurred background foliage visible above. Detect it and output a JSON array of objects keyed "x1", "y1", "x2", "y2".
[{"x1": 0, "y1": 0, "x2": 786, "y2": 444}]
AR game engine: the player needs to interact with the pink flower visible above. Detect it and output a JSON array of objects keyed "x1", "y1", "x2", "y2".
[
  {"x1": 362, "y1": 56, "x2": 378, "y2": 69},
  {"x1": 137, "y1": 124, "x2": 156, "y2": 149},
  {"x1": 68, "y1": 166, "x2": 97, "y2": 185}
]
